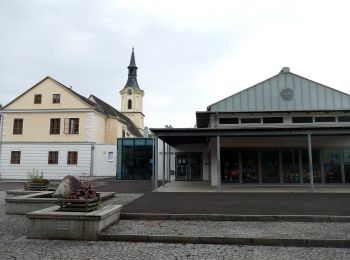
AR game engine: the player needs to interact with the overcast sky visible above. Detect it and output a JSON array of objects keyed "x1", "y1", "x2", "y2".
[{"x1": 1, "y1": 1, "x2": 350, "y2": 128}]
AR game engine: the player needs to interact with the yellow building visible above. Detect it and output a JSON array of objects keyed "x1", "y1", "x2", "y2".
[{"x1": 0, "y1": 50, "x2": 144, "y2": 179}]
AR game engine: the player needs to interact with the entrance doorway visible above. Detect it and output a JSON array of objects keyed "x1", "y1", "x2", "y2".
[{"x1": 175, "y1": 153, "x2": 202, "y2": 181}]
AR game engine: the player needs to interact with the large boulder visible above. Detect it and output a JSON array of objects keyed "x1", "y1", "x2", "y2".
[{"x1": 52, "y1": 175, "x2": 85, "y2": 198}]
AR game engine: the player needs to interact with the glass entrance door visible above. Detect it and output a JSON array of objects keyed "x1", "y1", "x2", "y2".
[{"x1": 175, "y1": 153, "x2": 202, "y2": 181}]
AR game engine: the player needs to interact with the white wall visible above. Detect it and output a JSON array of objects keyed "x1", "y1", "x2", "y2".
[
  {"x1": 92, "y1": 144, "x2": 117, "y2": 177},
  {"x1": 156, "y1": 139, "x2": 170, "y2": 182},
  {"x1": 0, "y1": 143, "x2": 92, "y2": 180}
]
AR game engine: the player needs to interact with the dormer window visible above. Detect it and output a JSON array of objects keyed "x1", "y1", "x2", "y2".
[
  {"x1": 53, "y1": 94, "x2": 60, "y2": 104},
  {"x1": 34, "y1": 94, "x2": 42, "y2": 104},
  {"x1": 128, "y1": 99, "x2": 132, "y2": 109}
]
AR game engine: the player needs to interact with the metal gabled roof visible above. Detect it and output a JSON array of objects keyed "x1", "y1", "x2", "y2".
[{"x1": 208, "y1": 67, "x2": 350, "y2": 112}]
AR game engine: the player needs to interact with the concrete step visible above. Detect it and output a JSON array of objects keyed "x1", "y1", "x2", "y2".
[
  {"x1": 120, "y1": 213, "x2": 350, "y2": 222},
  {"x1": 100, "y1": 220, "x2": 350, "y2": 248}
]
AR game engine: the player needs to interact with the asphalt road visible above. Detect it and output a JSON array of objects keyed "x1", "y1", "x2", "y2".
[{"x1": 122, "y1": 192, "x2": 350, "y2": 216}]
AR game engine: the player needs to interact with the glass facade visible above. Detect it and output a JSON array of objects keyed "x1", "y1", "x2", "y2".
[
  {"x1": 261, "y1": 150, "x2": 279, "y2": 183},
  {"x1": 220, "y1": 147, "x2": 349, "y2": 184},
  {"x1": 116, "y1": 138, "x2": 154, "y2": 180},
  {"x1": 282, "y1": 150, "x2": 300, "y2": 183},
  {"x1": 323, "y1": 149, "x2": 342, "y2": 183},
  {"x1": 221, "y1": 150, "x2": 239, "y2": 183},
  {"x1": 301, "y1": 150, "x2": 322, "y2": 183},
  {"x1": 175, "y1": 153, "x2": 202, "y2": 181},
  {"x1": 241, "y1": 150, "x2": 259, "y2": 183}
]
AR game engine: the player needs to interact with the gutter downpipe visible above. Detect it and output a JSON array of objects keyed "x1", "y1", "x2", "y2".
[{"x1": 90, "y1": 144, "x2": 95, "y2": 177}]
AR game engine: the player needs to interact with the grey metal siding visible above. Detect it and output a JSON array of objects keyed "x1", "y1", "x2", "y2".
[{"x1": 209, "y1": 72, "x2": 350, "y2": 112}]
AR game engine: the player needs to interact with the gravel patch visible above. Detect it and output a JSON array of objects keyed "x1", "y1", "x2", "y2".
[{"x1": 103, "y1": 220, "x2": 350, "y2": 240}]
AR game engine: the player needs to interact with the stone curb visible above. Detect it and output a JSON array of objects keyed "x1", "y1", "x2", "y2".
[
  {"x1": 120, "y1": 213, "x2": 350, "y2": 222},
  {"x1": 99, "y1": 234, "x2": 350, "y2": 248}
]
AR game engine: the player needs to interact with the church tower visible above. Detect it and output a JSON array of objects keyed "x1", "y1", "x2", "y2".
[{"x1": 120, "y1": 48, "x2": 145, "y2": 133}]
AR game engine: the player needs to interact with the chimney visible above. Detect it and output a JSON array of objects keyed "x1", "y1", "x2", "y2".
[
  {"x1": 280, "y1": 67, "x2": 290, "y2": 73},
  {"x1": 143, "y1": 126, "x2": 149, "y2": 138}
]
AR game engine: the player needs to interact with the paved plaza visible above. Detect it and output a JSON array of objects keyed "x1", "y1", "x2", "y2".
[{"x1": 2, "y1": 180, "x2": 350, "y2": 259}]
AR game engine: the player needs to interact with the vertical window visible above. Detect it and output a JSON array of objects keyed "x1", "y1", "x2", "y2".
[
  {"x1": 64, "y1": 118, "x2": 79, "y2": 134},
  {"x1": 50, "y1": 118, "x2": 61, "y2": 134},
  {"x1": 10, "y1": 151, "x2": 21, "y2": 164},
  {"x1": 48, "y1": 151, "x2": 59, "y2": 164},
  {"x1": 122, "y1": 127, "x2": 126, "y2": 138},
  {"x1": 67, "y1": 151, "x2": 78, "y2": 165},
  {"x1": 34, "y1": 94, "x2": 42, "y2": 104},
  {"x1": 108, "y1": 152, "x2": 114, "y2": 161},
  {"x1": 128, "y1": 99, "x2": 132, "y2": 109},
  {"x1": 52, "y1": 94, "x2": 60, "y2": 104},
  {"x1": 13, "y1": 118, "x2": 23, "y2": 135}
]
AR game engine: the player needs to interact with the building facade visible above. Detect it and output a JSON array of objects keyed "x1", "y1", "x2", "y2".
[
  {"x1": 152, "y1": 67, "x2": 350, "y2": 187},
  {"x1": 0, "y1": 50, "x2": 143, "y2": 179}
]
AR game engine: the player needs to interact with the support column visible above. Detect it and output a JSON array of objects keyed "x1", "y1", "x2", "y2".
[
  {"x1": 307, "y1": 134, "x2": 314, "y2": 192},
  {"x1": 153, "y1": 138, "x2": 158, "y2": 191},
  {"x1": 279, "y1": 149, "x2": 283, "y2": 184},
  {"x1": 341, "y1": 149, "x2": 345, "y2": 184},
  {"x1": 163, "y1": 141, "x2": 165, "y2": 188},
  {"x1": 239, "y1": 150, "x2": 242, "y2": 184},
  {"x1": 216, "y1": 135, "x2": 221, "y2": 191},
  {"x1": 258, "y1": 151, "x2": 262, "y2": 184},
  {"x1": 298, "y1": 150, "x2": 303, "y2": 184},
  {"x1": 320, "y1": 150, "x2": 325, "y2": 184},
  {"x1": 167, "y1": 144, "x2": 171, "y2": 183}
]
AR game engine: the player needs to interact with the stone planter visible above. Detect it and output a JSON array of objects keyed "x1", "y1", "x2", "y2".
[
  {"x1": 58, "y1": 197, "x2": 100, "y2": 212},
  {"x1": 27, "y1": 205, "x2": 122, "y2": 240},
  {"x1": 24, "y1": 182, "x2": 49, "y2": 191}
]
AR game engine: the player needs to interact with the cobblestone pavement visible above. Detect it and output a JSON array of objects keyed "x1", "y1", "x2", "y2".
[
  {"x1": 1, "y1": 192, "x2": 350, "y2": 259},
  {"x1": 103, "y1": 220, "x2": 350, "y2": 240}
]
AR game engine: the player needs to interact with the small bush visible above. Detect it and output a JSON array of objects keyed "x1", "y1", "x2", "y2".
[{"x1": 27, "y1": 168, "x2": 49, "y2": 185}]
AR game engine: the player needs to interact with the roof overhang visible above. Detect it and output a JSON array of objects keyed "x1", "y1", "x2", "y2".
[
  {"x1": 196, "y1": 110, "x2": 350, "y2": 128},
  {"x1": 151, "y1": 126, "x2": 350, "y2": 146}
]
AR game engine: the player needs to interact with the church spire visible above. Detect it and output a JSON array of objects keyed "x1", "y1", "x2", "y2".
[
  {"x1": 128, "y1": 47, "x2": 137, "y2": 68},
  {"x1": 124, "y1": 48, "x2": 140, "y2": 90}
]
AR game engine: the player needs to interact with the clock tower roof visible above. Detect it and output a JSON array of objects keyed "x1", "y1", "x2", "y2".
[{"x1": 122, "y1": 48, "x2": 141, "y2": 91}]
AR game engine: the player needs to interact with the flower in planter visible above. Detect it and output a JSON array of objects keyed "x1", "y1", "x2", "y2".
[{"x1": 65, "y1": 185, "x2": 100, "y2": 200}]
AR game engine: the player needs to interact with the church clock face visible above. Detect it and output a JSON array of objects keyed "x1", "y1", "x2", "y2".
[{"x1": 127, "y1": 89, "x2": 132, "y2": 95}]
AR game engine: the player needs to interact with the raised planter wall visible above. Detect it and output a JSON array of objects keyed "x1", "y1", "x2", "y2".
[
  {"x1": 27, "y1": 205, "x2": 122, "y2": 240},
  {"x1": 5, "y1": 191, "x2": 116, "y2": 214}
]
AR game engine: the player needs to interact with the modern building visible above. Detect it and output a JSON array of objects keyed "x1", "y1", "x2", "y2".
[
  {"x1": 152, "y1": 67, "x2": 350, "y2": 188},
  {"x1": 0, "y1": 50, "x2": 144, "y2": 179}
]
